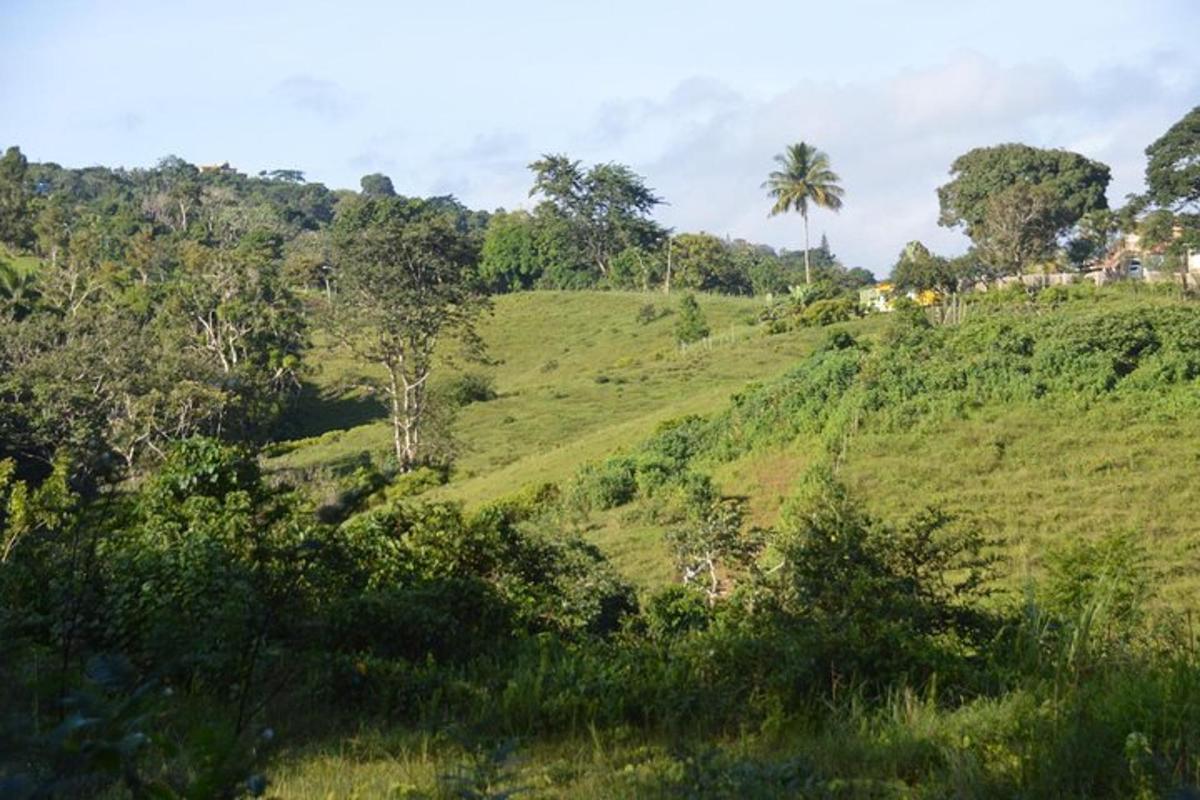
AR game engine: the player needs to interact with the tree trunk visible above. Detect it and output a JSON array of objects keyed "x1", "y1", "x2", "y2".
[
  {"x1": 803, "y1": 210, "x2": 811, "y2": 285},
  {"x1": 664, "y1": 237, "x2": 672, "y2": 295},
  {"x1": 401, "y1": 377, "x2": 422, "y2": 470},
  {"x1": 387, "y1": 367, "x2": 406, "y2": 467}
]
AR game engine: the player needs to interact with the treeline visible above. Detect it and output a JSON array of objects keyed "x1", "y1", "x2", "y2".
[
  {"x1": 479, "y1": 154, "x2": 871, "y2": 295},
  {"x1": 0, "y1": 147, "x2": 866, "y2": 485},
  {"x1": 0, "y1": 150, "x2": 497, "y2": 484}
]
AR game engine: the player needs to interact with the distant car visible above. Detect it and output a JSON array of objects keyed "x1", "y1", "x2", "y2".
[{"x1": 1128, "y1": 259, "x2": 1143, "y2": 278}]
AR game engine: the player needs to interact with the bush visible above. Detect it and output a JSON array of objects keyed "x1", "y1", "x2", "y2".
[
  {"x1": 570, "y1": 457, "x2": 638, "y2": 511},
  {"x1": 636, "y1": 302, "x2": 664, "y2": 324},
  {"x1": 768, "y1": 469, "x2": 998, "y2": 689},
  {"x1": 643, "y1": 585, "x2": 711, "y2": 640},
  {"x1": 442, "y1": 371, "x2": 497, "y2": 406},
  {"x1": 674, "y1": 294, "x2": 709, "y2": 344},
  {"x1": 799, "y1": 296, "x2": 858, "y2": 327}
]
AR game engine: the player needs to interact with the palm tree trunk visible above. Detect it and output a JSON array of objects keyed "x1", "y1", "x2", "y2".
[{"x1": 803, "y1": 210, "x2": 811, "y2": 285}]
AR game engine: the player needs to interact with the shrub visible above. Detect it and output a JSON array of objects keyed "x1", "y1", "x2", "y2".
[
  {"x1": 769, "y1": 469, "x2": 998, "y2": 689},
  {"x1": 674, "y1": 294, "x2": 709, "y2": 344},
  {"x1": 1041, "y1": 530, "x2": 1153, "y2": 654},
  {"x1": 643, "y1": 585, "x2": 712, "y2": 640},
  {"x1": 636, "y1": 302, "x2": 664, "y2": 324},
  {"x1": 799, "y1": 296, "x2": 858, "y2": 327},
  {"x1": 570, "y1": 457, "x2": 638, "y2": 511},
  {"x1": 442, "y1": 371, "x2": 497, "y2": 406}
]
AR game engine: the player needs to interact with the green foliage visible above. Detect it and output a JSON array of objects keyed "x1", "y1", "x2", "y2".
[
  {"x1": 442, "y1": 371, "x2": 498, "y2": 407},
  {"x1": 479, "y1": 210, "x2": 546, "y2": 292},
  {"x1": 0, "y1": 145, "x2": 33, "y2": 249},
  {"x1": 336, "y1": 499, "x2": 636, "y2": 652},
  {"x1": 937, "y1": 143, "x2": 1111, "y2": 238},
  {"x1": 673, "y1": 293, "x2": 709, "y2": 344},
  {"x1": 665, "y1": 497, "x2": 764, "y2": 602},
  {"x1": 890, "y1": 240, "x2": 962, "y2": 293},
  {"x1": 102, "y1": 438, "x2": 324, "y2": 683},
  {"x1": 360, "y1": 172, "x2": 397, "y2": 198},
  {"x1": 332, "y1": 194, "x2": 489, "y2": 470},
  {"x1": 1, "y1": 655, "x2": 270, "y2": 799},
  {"x1": 527, "y1": 154, "x2": 665, "y2": 285},
  {"x1": 570, "y1": 457, "x2": 638, "y2": 511},
  {"x1": 1144, "y1": 105, "x2": 1200, "y2": 210},
  {"x1": 668, "y1": 232, "x2": 750, "y2": 294},
  {"x1": 642, "y1": 584, "x2": 711, "y2": 640},
  {"x1": 798, "y1": 296, "x2": 857, "y2": 327},
  {"x1": 1042, "y1": 531, "x2": 1152, "y2": 651},
  {"x1": 771, "y1": 470, "x2": 997, "y2": 685}
]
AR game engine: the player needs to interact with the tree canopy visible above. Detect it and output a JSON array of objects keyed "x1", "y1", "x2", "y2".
[
  {"x1": 527, "y1": 154, "x2": 665, "y2": 282},
  {"x1": 331, "y1": 195, "x2": 487, "y2": 470},
  {"x1": 1145, "y1": 105, "x2": 1200, "y2": 211},
  {"x1": 937, "y1": 143, "x2": 1110, "y2": 238}
]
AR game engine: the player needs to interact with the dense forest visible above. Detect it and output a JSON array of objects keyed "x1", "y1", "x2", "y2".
[{"x1": 2, "y1": 103, "x2": 1200, "y2": 798}]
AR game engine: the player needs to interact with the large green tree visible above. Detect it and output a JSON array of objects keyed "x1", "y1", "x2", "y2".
[
  {"x1": 937, "y1": 144, "x2": 1110, "y2": 273},
  {"x1": 331, "y1": 196, "x2": 487, "y2": 470},
  {"x1": 527, "y1": 154, "x2": 665, "y2": 283},
  {"x1": 1145, "y1": 105, "x2": 1200, "y2": 211},
  {"x1": 764, "y1": 142, "x2": 845, "y2": 285},
  {"x1": 360, "y1": 172, "x2": 397, "y2": 198},
  {"x1": 668, "y1": 232, "x2": 750, "y2": 294},
  {"x1": 479, "y1": 210, "x2": 545, "y2": 291}
]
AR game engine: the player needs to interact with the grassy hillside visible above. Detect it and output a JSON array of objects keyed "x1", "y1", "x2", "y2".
[
  {"x1": 270, "y1": 287, "x2": 1200, "y2": 600},
  {"x1": 600, "y1": 286, "x2": 1200, "y2": 599},
  {"x1": 267, "y1": 290, "x2": 870, "y2": 500}
]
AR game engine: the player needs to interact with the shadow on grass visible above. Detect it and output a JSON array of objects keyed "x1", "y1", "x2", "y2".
[{"x1": 278, "y1": 382, "x2": 388, "y2": 440}]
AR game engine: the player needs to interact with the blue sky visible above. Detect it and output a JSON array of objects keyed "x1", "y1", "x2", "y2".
[{"x1": 2, "y1": 0, "x2": 1197, "y2": 271}]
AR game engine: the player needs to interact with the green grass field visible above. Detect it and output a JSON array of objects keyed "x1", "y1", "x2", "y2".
[
  {"x1": 267, "y1": 290, "x2": 862, "y2": 496},
  {"x1": 267, "y1": 289, "x2": 1200, "y2": 600}
]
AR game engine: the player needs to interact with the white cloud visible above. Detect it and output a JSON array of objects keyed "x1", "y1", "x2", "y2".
[{"x1": 437, "y1": 53, "x2": 1196, "y2": 275}]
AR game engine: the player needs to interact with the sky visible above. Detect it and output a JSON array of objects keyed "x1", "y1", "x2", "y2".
[{"x1": 1, "y1": 0, "x2": 1198, "y2": 273}]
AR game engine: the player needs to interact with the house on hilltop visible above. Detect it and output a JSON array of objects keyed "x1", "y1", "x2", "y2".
[
  {"x1": 859, "y1": 282, "x2": 941, "y2": 312},
  {"x1": 1088, "y1": 225, "x2": 1200, "y2": 285}
]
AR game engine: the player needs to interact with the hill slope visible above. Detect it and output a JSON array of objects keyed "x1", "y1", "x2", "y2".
[
  {"x1": 270, "y1": 287, "x2": 1200, "y2": 600},
  {"x1": 267, "y1": 290, "x2": 867, "y2": 499}
]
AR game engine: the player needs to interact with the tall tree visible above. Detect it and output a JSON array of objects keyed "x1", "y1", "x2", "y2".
[
  {"x1": 974, "y1": 184, "x2": 1060, "y2": 277},
  {"x1": 360, "y1": 173, "x2": 397, "y2": 198},
  {"x1": 668, "y1": 232, "x2": 749, "y2": 294},
  {"x1": 1145, "y1": 106, "x2": 1200, "y2": 211},
  {"x1": 331, "y1": 196, "x2": 487, "y2": 470},
  {"x1": 764, "y1": 142, "x2": 845, "y2": 285},
  {"x1": 479, "y1": 210, "x2": 544, "y2": 291},
  {"x1": 937, "y1": 144, "x2": 1110, "y2": 240},
  {"x1": 0, "y1": 146, "x2": 33, "y2": 250},
  {"x1": 527, "y1": 155, "x2": 664, "y2": 282}
]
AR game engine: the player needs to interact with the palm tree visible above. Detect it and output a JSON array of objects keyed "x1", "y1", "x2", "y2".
[
  {"x1": 0, "y1": 261, "x2": 39, "y2": 321},
  {"x1": 763, "y1": 142, "x2": 844, "y2": 284}
]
